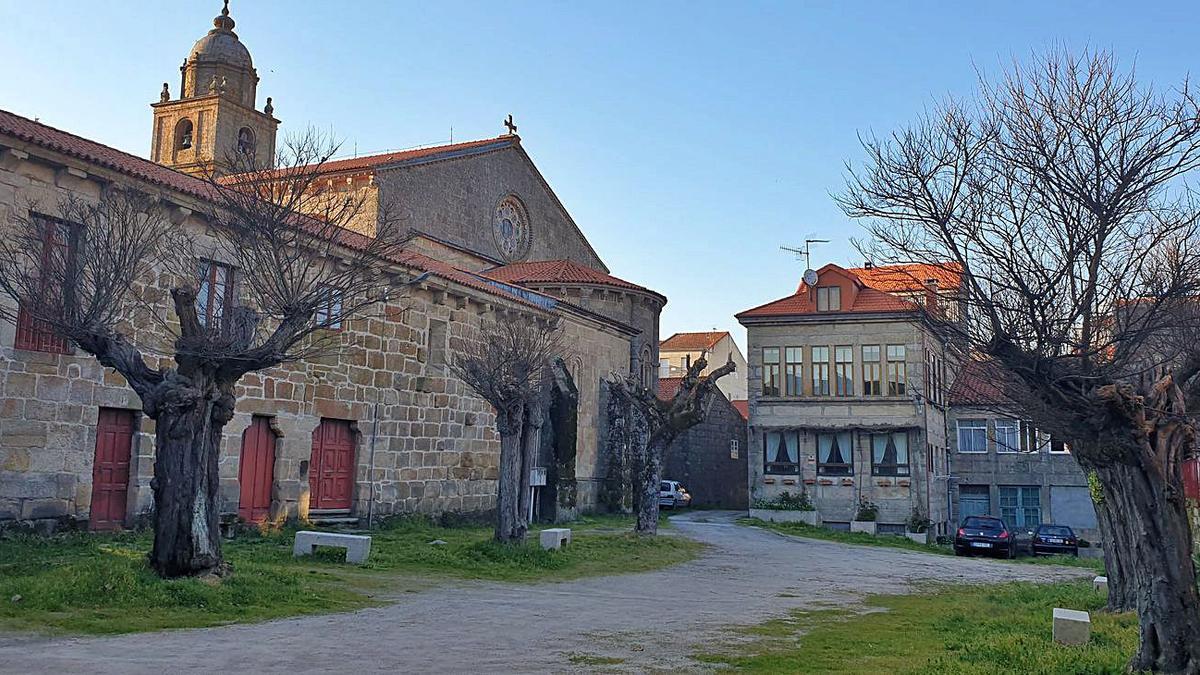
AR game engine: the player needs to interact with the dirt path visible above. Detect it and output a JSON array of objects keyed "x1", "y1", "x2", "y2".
[{"x1": 0, "y1": 511, "x2": 1089, "y2": 674}]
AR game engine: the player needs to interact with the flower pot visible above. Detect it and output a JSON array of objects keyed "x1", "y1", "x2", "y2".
[
  {"x1": 876, "y1": 479, "x2": 891, "y2": 487},
  {"x1": 818, "y1": 479, "x2": 833, "y2": 486},
  {"x1": 850, "y1": 521, "x2": 877, "y2": 535},
  {"x1": 841, "y1": 478, "x2": 854, "y2": 486},
  {"x1": 905, "y1": 531, "x2": 929, "y2": 545},
  {"x1": 782, "y1": 478, "x2": 797, "y2": 485},
  {"x1": 749, "y1": 509, "x2": 821, "y2": 526},
  {"x1": 803, "y1": 478, "x2": 816, "y2": 485},
  {"x1": 898, "y1": 480, "x2": 911, "y2": 487},
  {"x1": 763, "y1": 478, "x2": 776, "y2": 484}
]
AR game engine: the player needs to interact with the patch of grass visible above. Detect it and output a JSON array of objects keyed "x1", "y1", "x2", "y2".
[
  {"x1": 0, "y1": 518, "x2": 702, "y2": 635},
  {"x1": 741, "y1": 518, "x2": 1104, "y2": 572},
  {"x1": 698, "y1": 580, "x2": 1137, "y2": 673},
  {"x1": 566, "y1": 652, "x2": 626, "y2": 665}
]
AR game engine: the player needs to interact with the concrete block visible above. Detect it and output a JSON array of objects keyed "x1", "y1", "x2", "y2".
[
  {"x1": 850, "y1": 521, "x2": 877, "y2": 535},
  {"x1": 293, "y1": 530, "x2": 372, "y2": 564},
  {"x1": 1052, "y1": 608, "x2": 1091, "y2": 645},
  {"x1": 539, "y1": 527, "x2": 572, "y2": 550},
  {"x1": 905, "y1": 531, "x2": 930, "y2": 545},
  {"x1": 1093, "y1": 576, "x2": 1108, "y2": 594}
]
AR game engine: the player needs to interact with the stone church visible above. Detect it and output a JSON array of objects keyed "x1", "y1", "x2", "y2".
[{"x1": 0, "y1": 4, "x2": 664, "y2": 528}]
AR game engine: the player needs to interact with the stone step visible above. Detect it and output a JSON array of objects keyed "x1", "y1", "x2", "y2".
[
  {"x1": 308, "y1": 508, "x2": 352, "y2": 516},
  {"x1": 309, "y1": 516, "x2": 360, "y2": 526}
]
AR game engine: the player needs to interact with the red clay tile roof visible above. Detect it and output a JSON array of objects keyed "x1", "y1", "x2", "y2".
[
  {"x1": 949, "y1": 358, "x2": 1016, "y2": 407},
  {"x1": 0, "y1": 109, "x2": 566, "y2": 315},
  {"x1": 738, "y1": 262, "x2": 960, "y2": 320},
  {"x1": 0, "y1": 108, "x2": 214, "y2": 200},
  {"x1": 308, "y1": 136, "x2": 516, "y2": 176},
  {"x1": 394, "y1": 249, "x2": 560, "y2": 312},
  {"x1": 737, "y1": 285, "x2": 917, "y2": 319},
  {"x1": 660, "y1": 331, "x2": 728, "y2": 352},
  {"x1": 731, "y1": 399, "x2": 749, "y2": 420},
  {"x1": 657, "y1": 377, "x2": 684, "y2": 401},
  {"x1": 846, "y1": 262, "x2": 963, "y2": 293},
  {"x1": 484, "y1": 259, "x2": 665, "y2": 301}
]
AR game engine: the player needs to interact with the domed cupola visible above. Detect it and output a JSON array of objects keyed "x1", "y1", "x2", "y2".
[
  {"x1": 181, "y1": 1, "x2": 258, "y2": 108},
  {"x1": 150, "y1": 0, "x2": 279, "y2": 178}
]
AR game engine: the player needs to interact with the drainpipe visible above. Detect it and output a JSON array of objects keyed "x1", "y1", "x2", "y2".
[{"x1": 366, "y1": 400, "x2": 380, "y2": 528}]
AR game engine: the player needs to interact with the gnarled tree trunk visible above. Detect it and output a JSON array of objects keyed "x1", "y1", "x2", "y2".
[
  {"x1": 494, "y1": 401, "x2": 526, "y2": 543},
  {"x1": 146, "y1": 373, "x2": 237, "y2": 577},
  {"x1": 1075, "y1": 456, "x2": 1137, "y2": 612},
  {"x1": 635, "y1": 437, "x2": 668, "y2": 535},
  {"x1": 1093, "y1": 457, "x2": 1200, "y2": 672},
  {"x1": 1086, "y1": 381, "x2": 1200, "y2": 672}
]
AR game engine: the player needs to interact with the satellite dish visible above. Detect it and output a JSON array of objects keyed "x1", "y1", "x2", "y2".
[{"x1": 803, "y1": 269, "x2": 819, "y2": 286}]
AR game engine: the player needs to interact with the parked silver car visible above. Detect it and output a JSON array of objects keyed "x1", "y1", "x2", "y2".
[{"x1": 659, "y1": 480, "x2": 692, "y2": 508}]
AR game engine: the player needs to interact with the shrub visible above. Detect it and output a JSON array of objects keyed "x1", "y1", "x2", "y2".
[
  {"x1": 907, "y1": 509, "x2": 932, "y2": 533},
  {"x1": 752, "y1": 491, "x2": 814, "y2": 511},
  {"x1": 854, "y1": 499, "x2": 878, "y2": 522}
]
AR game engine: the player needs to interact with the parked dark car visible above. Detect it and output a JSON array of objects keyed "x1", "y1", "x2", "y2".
[
  {"x1": 1031, "y1": 524, "x2": 1079, "y2": 556},
  {"x1": 954, "y1": 515, "x2": 1017, "y2": 558}
]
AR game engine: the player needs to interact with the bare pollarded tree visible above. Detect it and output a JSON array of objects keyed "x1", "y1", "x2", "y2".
[
  {"x1": 450, "y1": 316, "x2": 565, "y2": 542},
  {"x1": 839, "y1": 50, "x2": 1200, "y2": 672},
  {"x1": 0, "y1": 128, "x2": 406, "y2": 578},
  {"x1": 610, "y1": 353, "x2": 735, "y2": 535}
]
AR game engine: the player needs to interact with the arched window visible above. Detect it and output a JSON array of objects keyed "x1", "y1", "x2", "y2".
[
  {"x1": 640, "y1": 346, "x2": 655, "y2": 388},
  {"x1": 175, "y1": 118, "x2": 194, "y2": 150},
  {"x1": 237, "y1": 127, "x2": 256, "y2": 155}
]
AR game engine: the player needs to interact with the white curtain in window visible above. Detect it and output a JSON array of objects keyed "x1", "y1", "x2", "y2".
[
  {"x1": 765, "y1": 432, "x2": 782, "y2": 463},
  {"x1": 820, "y1": 432, "x2": 851, "y2": 465},
  {"x1": 892, "y1": 432, "x2": 908, "y2": 464},
  {"x1": 871, "y1": 434, "x2": 889, "y2": 464},
  {"x1": 783, "y1": 431, "x2": 799, "y2": 463}
]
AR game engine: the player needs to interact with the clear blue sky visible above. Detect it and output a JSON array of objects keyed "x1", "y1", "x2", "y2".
[{"x1": 2, "y1": 1, "x2": 1196, "y2": 353}]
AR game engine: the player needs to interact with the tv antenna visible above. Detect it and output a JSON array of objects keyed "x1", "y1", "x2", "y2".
[{"x1": 781, "y1": 239, "x2": 829, "y2": 286}]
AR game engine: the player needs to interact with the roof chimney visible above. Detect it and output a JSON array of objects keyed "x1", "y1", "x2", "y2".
[
  {"x1": 924, "y1": 278, "x2": 939, "y2": 317},
  {"x1": 863, "y1": 260, "x2": 874, "y2": 269}
]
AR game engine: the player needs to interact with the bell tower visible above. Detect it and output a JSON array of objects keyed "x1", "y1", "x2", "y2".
[{"x1": 150, "y1": 1, "x2": 279, "y2": 177}]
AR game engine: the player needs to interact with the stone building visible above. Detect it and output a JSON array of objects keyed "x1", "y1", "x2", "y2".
[
  {"x1": 737, "y1": 262, "x2": 960, "y2": 534},
  {"x1": 659, "y1": 331, "x2": 748, "y2": 401},
  {"x1": 656, "y1": 377, "x2": 748, "y2": 509},
  {"x1": 947, "y1": 359, "x2": 1098, "y2": 539},
  {"x1": 0, "y1": 4, "x2": 664, "y2": 529}
]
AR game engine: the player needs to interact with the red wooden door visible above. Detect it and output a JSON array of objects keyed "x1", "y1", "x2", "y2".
[
  {"x1": 238, "y1": 416, "x2": 277, "y2": 522},
  {"x1": 91, "y1": 408, "x2": 135, "y2": 531},
  {"x1": 310, "y1": 419, "x2": 356, "y2": 510}
]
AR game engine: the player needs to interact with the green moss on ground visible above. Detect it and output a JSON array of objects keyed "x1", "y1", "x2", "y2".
[
  {"x1": 0, "y1": 516, "x2": 701, "y2": 635},
  {"x1": 697, "y1": 580, "x2": 1136, "y2": 674}
]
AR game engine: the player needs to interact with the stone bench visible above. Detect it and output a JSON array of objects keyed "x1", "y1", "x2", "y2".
[
  {"x1": 1052, "y1": 607, "x2": 1091, "y2": 645},
  {"x1": 539, "y1": 527, "x2": 572, "y2": 551},
  {"x1": 293, "y1": 530, "x2": 372, "y2": 564}
]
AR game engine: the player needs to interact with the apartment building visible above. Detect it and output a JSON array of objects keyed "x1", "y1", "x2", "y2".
[{"x1": 737, "y1": 262, "x2": 961, "y2": 533}]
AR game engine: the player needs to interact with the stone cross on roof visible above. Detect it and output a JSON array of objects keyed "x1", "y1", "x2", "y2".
[{"x1": 504, "y1": 114, "x2": 517, "y2": 135}]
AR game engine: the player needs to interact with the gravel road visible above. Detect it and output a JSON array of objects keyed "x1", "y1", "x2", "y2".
[{"x1": 0, "y1": 511, "x2": 1090, "y2": 674}]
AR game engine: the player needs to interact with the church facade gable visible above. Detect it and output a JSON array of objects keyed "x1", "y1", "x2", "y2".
[{"x1": 374, "y1": 144, "x2": 608, "y2": 271}]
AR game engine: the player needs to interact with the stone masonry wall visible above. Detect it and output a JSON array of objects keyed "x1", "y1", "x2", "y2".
[
  {"x1": 661, "y1": 393, "x2": 748, "y2": 509},
  {"x1": 374, "y1": 146, "x2": 606, "y2": 271},
  {"x1": 0, "y1": 141, "x2": 637, "y2": 527}
]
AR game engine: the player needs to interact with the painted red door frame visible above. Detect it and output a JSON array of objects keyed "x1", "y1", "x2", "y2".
[
  {"x1": 238, "y1": 416, "x2": 277, "y2": 522},
  {"x1": 91, "y1": 408, "x2": 135, "y2": 531}
]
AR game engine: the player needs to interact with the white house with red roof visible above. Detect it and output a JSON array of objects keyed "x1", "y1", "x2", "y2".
[
  {"x1": 736, "y1": 262, "x2": 961, "y2": 534},
  {"x1": 658, "y1": 331, "x2": 748, "y2": 401}
]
